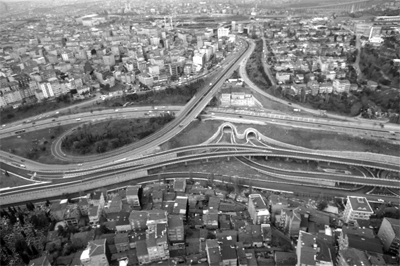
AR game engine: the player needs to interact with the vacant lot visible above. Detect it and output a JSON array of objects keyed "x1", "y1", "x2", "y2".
[{"x1": 0, "y1": 124, "x2": 77, "y2": 164}]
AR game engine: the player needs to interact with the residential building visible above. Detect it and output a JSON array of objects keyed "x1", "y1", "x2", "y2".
[
  {"x1": 136, "y1": 240, "x2": 150, "y2": 265},
  {"x1": 106, "y1": 211, "x2": 131, "y2": 232},
  {"x1": 248, "y1": 194, "x2": 270, "y2": 225},
  {"x1": 88, "y1": 206, "x2": 101, "y2": 225},
  {"x1": 332, "y1": 79, "x2": 350, "y2": 94},
  {"x1": 342, "y1": 196, "x2": 373, "y2": 223},
  {"x1": 296, "y1": 231, "x2": 333, "y2": 266},
  {"x1": 206, "y1": 239, "x2": 222, "y2": 266},
  {"x1": 129, "y1": 211, "x2": 148, "y2": 231},
  {"x1": 221, "y1": 244, "x2": 237, "y2": 266},
  {"x1": 336, "y1": 248, "x2": 386, "y2": 266},
  {"x1": 89, "y1": 191, "x2": 105, "y2": 208},
  {"x1": 338, "y1": 233, "x2": 383, "y2": 254},
  {"x1": 114, "y1": 233, "x2": 129, "y2": 253},
  {"x1": 218, "y1": 27, "x2": 230, "y2": 38},
  {"x1": 173, "y1": 178, "x2": 186, "y2": 193},
  {"x1": 80, "y1": 239, "x2": 111, "y2": 266},
  {"x1": 126, "y1": 185, "x2": 141, "y2": 208},
  {"x1": 173, "y1": 196, "x2": 188, "y2": 219},
  {"x1": 168, "y1": 215, "x2": 184, "y2": 242},
  {"x1": 377, "y1": 217, "x2": 400, "y2": 255},
  {"x1": 269, "y1": 195, "x2": 289, "y2": 217}
]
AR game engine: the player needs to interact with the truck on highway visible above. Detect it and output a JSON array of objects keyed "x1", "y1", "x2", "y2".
[{"x1": 293, "y1": 109, "x2": 301, "y2": 112}]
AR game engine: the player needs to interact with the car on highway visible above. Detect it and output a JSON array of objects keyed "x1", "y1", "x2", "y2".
[
  {"x1": 76, "y1": 118, "x2": 81, "y2": 121},
  {"x1": 52, "y1": 119, "x2": 56, "y2": 121},
  {"x1": 377, "y1": 199, "x2": 384, "y2": 203},
  {"x1": 2, "y1": 124, "x2": 6, "y2": 127},
  {"x1": 209, "y1": 83, "x2": 212, "y2": 86},
  {"x1": 115, "y1": 109, "x2": 119, "y2": 112},
  {"x1": 287, "y1": 103, "x2": 292, "y2": 105},
  {"x1": 55, "y1": 111, "x2": 59, "y2": 114}
]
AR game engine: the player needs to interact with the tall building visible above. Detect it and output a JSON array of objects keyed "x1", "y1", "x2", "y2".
[
  {"x1": 377, "y1": 217, "x2": 400, "y2": 255},
  {"x1": 342, "y1": 196, "x2": 373, "y2": 223},
  {"x1": 248, "y1": 194, "x2": 270, "y2": 225},
  {"x1": 217, "y1": 27, "x2": 230, "y2": 38}
]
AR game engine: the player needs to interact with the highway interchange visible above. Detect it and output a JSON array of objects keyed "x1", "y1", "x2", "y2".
[{"x1": 0, "y1": 37, "x2": 399, "y2": 206}]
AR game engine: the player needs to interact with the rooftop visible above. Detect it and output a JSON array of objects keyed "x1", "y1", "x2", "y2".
[
  {"x1": 347, "y1": 196, "x2": 373, "y2": 213},
  {"x1": 347, "y1": 234, "x2": 383, "y2": 254},
  {"x1": 249, "y1": 194, "x2": 267, "y2": 209},
  {"x1": 384, "y1": 217, "x2": 400, "y2": 238}
]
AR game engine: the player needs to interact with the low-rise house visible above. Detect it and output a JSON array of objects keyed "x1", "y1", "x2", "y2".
[
  {"x1": 114, "y1": 233, "x2": 129, "y2": 253},
  {"x1": 88, "y1": 206, "x2": 101, "y2": 225},
  {"x1": 221, "y1": 244, "x2": 237, "y2": 266},
  {"x1": 89, "y1": 191, "x2": 105, "y2": 208},
  {"x1": 269, "y1": 195, "x2": 289, "y2": 219},
  {"x1": 126, "y1": 185, "x2": 141, "y2": 208},
  {"x1": 173, "y1": 196, "x2": 188, "y2": 220},
  {"x1": 129, "y1": 211, "x2": 148, "y2": 231},
  {"x1": 206, "y1": 239, "x2": 222, "y2": 266},
  {"x1": 152, "y1": 190, "x2": 163, "y2": 203},
  {"x1": 338, "y1": 233, "x2": 383, "y2": 254},
  {"x1": 80, "y1": 239, "x2": 111, "y2": 266},
  {"x1": 173, "y1": 178, "x2": 187, "y2": 193},
  {"x1": 136, "y1": 240, "x2": 150, "y2": 265},
  {"x1": 106, "y1": 211, "x2": 131, "y2": 232},
  {"x1": 203, "y1": 210, "x2": 219, "y2": 229}
]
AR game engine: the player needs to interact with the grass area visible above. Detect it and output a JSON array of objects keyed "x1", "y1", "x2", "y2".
[
  {"x1": 160, "y1": 120, "x2": 222, "y2": 150},
  {"x1": 0, "y1": 171, "x2": 33, "y2": 188},
  {"x1": 0, "y1": 124, "x2": 78, "y2": 164},
  {"x1": 62, "y1": 115, "x2": 174, "y2": 155},
  {"x1": 163, "y1": 120, "x2": 400, "y2": 156},
  {"x1": 236, "y1": 123, "x2": 400, "y2": 156}
]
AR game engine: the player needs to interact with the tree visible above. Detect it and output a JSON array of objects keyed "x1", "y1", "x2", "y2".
[
  {"x1": 58, "y1": 225, "x2": 65, "y2": 237},
  {"x1": 317, "y1": 201, "x2": 328, "y2": 211},
  {"x1": 30, "y1": 245, "x2": 38, "y2": 256},
  {"x1": 20, "y1": 253, "x2": 30, "y2": 265}
]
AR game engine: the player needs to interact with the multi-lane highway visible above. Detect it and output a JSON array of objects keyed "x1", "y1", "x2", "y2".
[{"x1": 1, "y1": 37, "x2": 400, "y2": 206}]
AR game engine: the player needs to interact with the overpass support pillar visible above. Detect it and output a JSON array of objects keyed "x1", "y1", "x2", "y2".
[
  {"x1": 285, "y1": 157, "x2": 289, "y2": 162},
  {"x1": 265, "y1": 156, "x2": 268, "y2": 160},
  {"x1": 185, "y1": 161, "x2": 188, "y2": 166},
  {"x1": 327, "y1": 162, "x2": 330, "y2": 166},
  {"x1": 227, "y1": 156, "x2": 230, "y2": 161},
  {"x1": 206, "y1": 158, "x2": 209, "y2": 163}
]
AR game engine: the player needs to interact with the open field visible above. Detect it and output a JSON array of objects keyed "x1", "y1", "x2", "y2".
[{"x1": 0, "y1": 124, "x2": 78, "y2": 164}]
